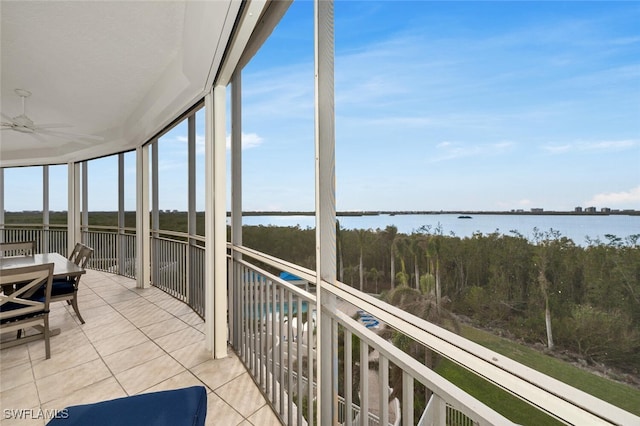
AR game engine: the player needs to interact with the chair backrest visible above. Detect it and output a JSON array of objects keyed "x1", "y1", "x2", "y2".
[
  {"x1": 0, "y1": 263, "x2": 54, "y2": 322},
  {"x1": 75, "y1": 244, "x2": 93, "y2": 268},
  {"x1": 68, "y1": 242, "x2": 83, "y2": 263},
  {"x1": 0, "y1": 241, "x2": 36, "y2": 257}
]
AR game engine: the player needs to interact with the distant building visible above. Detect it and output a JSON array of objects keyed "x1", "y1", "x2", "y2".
[
  {"x1": 601, "y1": 207, "x2": 611, "y2": 213},
  {"x1": 585, "y1": 206, "x2": 597, "y2": 213},
  {"x1": 574, "y1": 207, "x2": 583, "y2": 212},
  {"x1": 531, "y1": 208, "x2": 544, "y2": 213}
]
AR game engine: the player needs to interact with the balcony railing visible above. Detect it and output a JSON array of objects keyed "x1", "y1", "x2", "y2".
[
  {"x1": 150, "y1": 230, "x2": 205, "y2": 318},
  {"x1": 2, "y1": 224, "x2": 638, "y2": 425},
  {"x1": 83, "y1": 226, "x2": 136, "y2": 279},
  {"x1": 229, "y1": 245, "x2": 513, "y2": 426},
  {"x1": 1, "y1": 223, "x2": 67, "y2": 255},
  {"x1": 1, "y1": 224, "x2": 204, "y2": 317}
]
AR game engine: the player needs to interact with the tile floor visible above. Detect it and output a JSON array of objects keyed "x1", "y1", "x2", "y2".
[{"x1": 0, "y1": 269, "x2": 282, "y2": 426}]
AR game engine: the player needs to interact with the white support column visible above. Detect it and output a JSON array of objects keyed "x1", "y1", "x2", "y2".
[
  {"x1": 81, "y1": 162, "x2": 88, "y2": 239},
  {"x1": 151, "y1": 141, "x2": 159, "y2": 285},
  {"x1": 187, "y1": 114, "x2": 196, "y2": 302},
  {"x1": 314, "y1": 0, "x2": 338, "y2": 424},
  {"x1": 136, "y1": 145, "x2": 150, "y2": 288},
  {"x1": 314, "y1": 0, "x2": 337, "y2": 424},
  {"x1": 118, "y1": 153, "x2": 125, "y2": 274},
  {"x1": 67, "y1": 162, "x2": 81, "y2": 254},
  {"x1": 43, "y1": 166, "x2": 49, "y2": 253},
  {"x1": 0, "y1": 168, "x2": 5, "y2": 241},
  {"x1": 231, "y1": 71, "x2": 243, "y2": 347},
  {"x1": 204, "y1": 86, "x2": 228, "y2": 359}
]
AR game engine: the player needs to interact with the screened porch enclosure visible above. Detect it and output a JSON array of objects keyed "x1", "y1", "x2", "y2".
[{"x1": 1, "y1": 1, "x2": 639, "y2": 425}]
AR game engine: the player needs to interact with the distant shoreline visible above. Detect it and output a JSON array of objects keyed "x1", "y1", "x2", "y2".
[
  {"x1": 5, "y1": 210, "x2": 639, "y2": 217},
  {"x1": 238, "y1": 210, "x2": 640, "y2": 217}
]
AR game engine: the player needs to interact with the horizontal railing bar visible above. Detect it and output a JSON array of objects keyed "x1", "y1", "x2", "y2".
[
  {"x1": 327, "y1": 306, "x2": 514, "y2": 426},
  {"x1": 231, "y1": 244, "x2": 316, "y2": 284},
  {"x1": 323, "y1": 280, "x2": 636, "y2": 426},
  {"x1": 234, "y1": 257, "x2": 317, "y2": 304}
]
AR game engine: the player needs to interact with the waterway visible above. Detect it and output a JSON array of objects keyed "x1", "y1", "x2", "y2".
[{"x1": 239, "y1": 213, "x2": 639, "y2": 246}]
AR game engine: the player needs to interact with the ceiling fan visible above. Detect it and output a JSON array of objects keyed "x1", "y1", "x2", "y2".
[{"x1": 1, "y1": 89, "x2": 103, "y2": 142}]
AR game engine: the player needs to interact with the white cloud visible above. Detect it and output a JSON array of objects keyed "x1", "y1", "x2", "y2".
[
  {"x1": 225, "y1": 132, "x2": 264, "y2": 150},
  {"x1": 429, "y1": 141, "x2": 514, "y2": 162},
  {"x1": 193, "y1": 132, "x2": 264, "y2": 154},
  {"x1": 542, "y1": 139, "x2": 638, "y2": 154},
  {"x1": 586, "y1": 186, "x2": 640, "y2": 207}
]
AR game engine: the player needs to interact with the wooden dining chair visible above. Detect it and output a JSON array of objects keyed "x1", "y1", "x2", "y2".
[
  {"x1": 0, "y1": 263, "x2": 54, "y2": 359},
  {"x1": 31, "y1": 244, "x2": 93, "y2": 324},
  {"x1": 68, "y1": 242, "x2": 83, "y2": 263},
  {"x1": 0, "y1": 241, "x2": 35, "y2": 257}
]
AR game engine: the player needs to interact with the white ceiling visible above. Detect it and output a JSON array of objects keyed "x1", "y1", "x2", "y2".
[{"x1": 0, "y1": 0, "x2": 241, "y2": 167}]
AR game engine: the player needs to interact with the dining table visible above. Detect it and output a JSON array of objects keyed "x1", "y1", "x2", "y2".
[
  {"x1": 1, "y1": 252, "x2": 86, "y2": 337},
  {"x1": 0, "y1": 252, "x2": 86, "y2": 280}
]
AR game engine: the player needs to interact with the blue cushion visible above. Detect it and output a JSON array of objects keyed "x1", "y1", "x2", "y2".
[
  {"x1": 30, "y1": 280, "x2": 75, "y2": 299},
  {"x1": 0, "y1": 302, "x2": 46, "y2": 324},
  {"x1": 46, "y1": 386, "x2": 207, "y2": 426}
]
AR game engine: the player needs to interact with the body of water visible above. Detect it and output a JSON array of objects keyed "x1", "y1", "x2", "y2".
[{"x1": 239, "y1": 213, "x2": 639, "y2": 245}]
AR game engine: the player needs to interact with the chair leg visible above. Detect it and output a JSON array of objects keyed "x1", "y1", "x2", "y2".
[
  {"x1": 70, "y1": 295, "x2": 85, "y2": 324},
  {"x1": 44, "y1": 316, "x2": 51, "y2": 360}
]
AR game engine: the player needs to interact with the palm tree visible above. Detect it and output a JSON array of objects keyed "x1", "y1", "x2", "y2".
[
  {"x1": 368, "y1": 267, "x2": 384, "y2": 294},
  {"x1": 356, "y1": 229, "x2": 368, "y2": 292},
  {"x1": 336, "y1": 220, "x2": 344, "y2": 282},
  {"x1": 379, "y1": 283, "x2": 460, "y2": 416},
  {"x1": 384, "y1": 226, "x2": 399, "y2": 290}
]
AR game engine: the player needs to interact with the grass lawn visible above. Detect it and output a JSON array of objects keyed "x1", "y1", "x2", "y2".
[{"x1": 434, "y1": 324, "x2": 640, "y2": 425}]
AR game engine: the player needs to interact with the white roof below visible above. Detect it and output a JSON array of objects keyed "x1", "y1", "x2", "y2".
[{"x1": 1, "y1": 0, "x2": 240, "y2": 167}]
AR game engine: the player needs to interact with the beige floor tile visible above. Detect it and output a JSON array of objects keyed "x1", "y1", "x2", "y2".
[
  {"x1": 192, "y1": 322, "x2": 206, "y2": 333},
  {"x1": 144, "y1": 370, "x2": 208, "y2": 394},
  {"x1": 0, "y1": 344, "x2": 30, "y2": 371},
  {"x1": 102, "y1": 340, "x2": 164, "y2": 374},
  {"x1": 82, "y1": 320, "x2": 138, "y2": 344},
  {"x1": 27, "y1": 328, "x2": 92, "y2": 361},
  {"x1": 126, "y1": 308, "x2": 175, "y2": 328},
  {"x1": 140, "y1": 317, "x2": 189, "y2": 340},
  {"x1": 204, "y1": 391, "x2": 245, "y2": 426},
  {"x1": 74, "y1": 294, "x2": 108, "y2": 310},
  {"x1": 191, "y1": 356, "x2": 247, "y2": 392},
  {"x1": 42, "y1": 377, "x2": 126, "y2": 413},
  {"x1": 0, "y1": 362, "x2": 34, "y2": 393},
  {"x1": 0, "y1": 381, "x2": 40, "y2": 413},
  {"x1": 110, "y1": 296, "x2": 153, "y2": 312},
  {"x1": 246, "y1": 404, "x2": 283, "y2": 426},
  {"x1": 75, "y1": 307, "x2": 123, "y2": 329},
  {"x1": 215, "y1": 372, "x2": 268, "y2": 418},
  {"x1": 91, "y1": 329, "x2": 150, "y2": 357},
  {"x1": 100, "y1": 291, "x2": 141, "y2": 305},
  {"x1": 115, "y1": 354, "x2": 185, "y2": 395},
  {"x1": 36, "y1": 358, "x2": 111, "y2": 403},
  {"x1": 31, "y1": 342, "x2": 99, "y2": 379},
  {"x1": 179, "y1": 311, "x2": 205, "y2": 326},
  {"x1": 154, "y1": 326, "x2": 204, "y2": 353},
  {"x1": 170, "y1": 341, "x2": 212, "y2": 368},
  {"x1": 155, "y1": 298, "x2": 195, "y2": 316}
]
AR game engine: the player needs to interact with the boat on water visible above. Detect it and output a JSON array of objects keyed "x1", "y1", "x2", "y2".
[{"x1": 458, "y1": 215, "x2": 472, "y2": 219}]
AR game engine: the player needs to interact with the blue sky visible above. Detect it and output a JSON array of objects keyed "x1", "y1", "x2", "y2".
[{"x1": 4, "y1": 1, "x2": 640, "y2": 212}]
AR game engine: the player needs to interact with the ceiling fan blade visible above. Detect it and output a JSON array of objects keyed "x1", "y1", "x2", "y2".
[
  {"x1": 36, "y1": 128, "x2": 104, "y2": 141},
  {"x1": 34, "y1": 123, "x2": 73, "y2": 130},
  {"x1": 28, "y1": 132, "x2": 49, "y2": 144}
]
